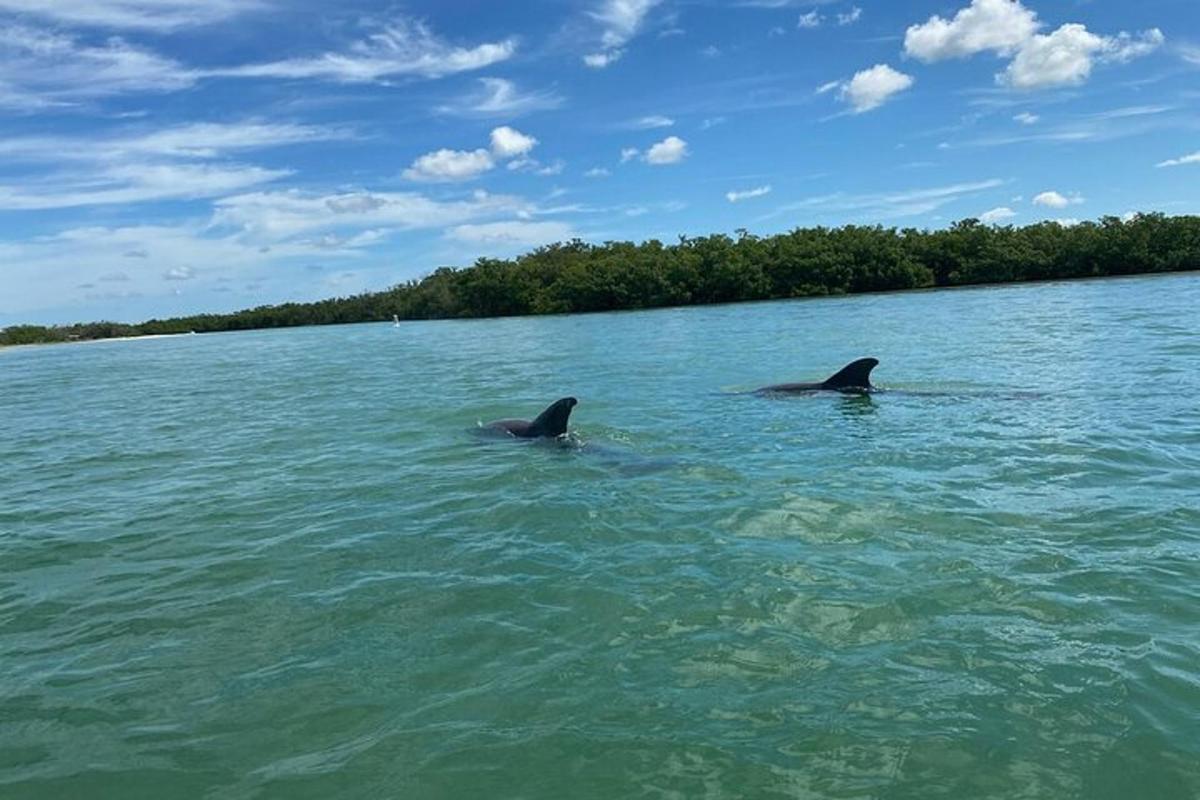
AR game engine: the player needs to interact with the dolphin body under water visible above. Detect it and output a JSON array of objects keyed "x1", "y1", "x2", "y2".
[
  {"x1": 485, "y1": 397, "x2": 578, "y2": 438},
  {"x1": 757, "y1": 357, "x2": 880, "y2": 394}
]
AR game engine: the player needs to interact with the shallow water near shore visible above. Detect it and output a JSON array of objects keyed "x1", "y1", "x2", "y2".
[{"x1": 3, "y1": 273, "x2": 1200, "y2": 798}]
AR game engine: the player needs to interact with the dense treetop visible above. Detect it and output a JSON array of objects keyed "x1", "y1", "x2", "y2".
[{"x1": 4, "y1": 214, "x2": 1198, "y2": 347}]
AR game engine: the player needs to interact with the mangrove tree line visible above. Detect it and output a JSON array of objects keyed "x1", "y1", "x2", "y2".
[{"x1": 4, "y1": 213, "x2": 1199, "y2": 346}]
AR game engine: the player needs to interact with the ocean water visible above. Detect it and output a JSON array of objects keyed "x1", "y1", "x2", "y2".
[{"x1": 2, "y1": 273, "x2": 1199, "y2": 799}]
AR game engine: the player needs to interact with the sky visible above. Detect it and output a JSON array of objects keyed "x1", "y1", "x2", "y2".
[{"x1": 1, "y1": 0, "x2": 1198, "y2": 325}]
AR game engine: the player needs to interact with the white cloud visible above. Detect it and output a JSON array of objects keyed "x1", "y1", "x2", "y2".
[
  {"x1": 0, "y1": 122, "x2": 348, "y2": 162},
  {"x1": 164, "y1": 265, "x2": 195, "y2": 281},
  {"x1": 1156, "y1": 151, "x2": 1200, "y2": 168},
  {"x1": 580, "y1": 0, "x2": 661, "y2": 67},
  {"x1": 904, "y1": 0, "x2": 1038, "y2": 62},
  {"x1": 210, "y1": 18, "x2": 515, "y2": 82},
  {"x1": 436, "y1": 77, "x2": 563, "y2": 118},
  {"x1": 627, "y1": 114, "x2": 674, "y2": 129},
  {"x1": 620, "y1": 147, "x2": 640, "y2": 163},
  {"x1": 979, "y1": 206, "x2": 1017, "y2": 223},
  {"x1": 1001, "y1": 24, "x2": 1107, "y2": 89},
  {"x1": 402, "y1": 148, "x2": 495, "y2": 182},
  {"x1": 837, "y1": 6, "x2": 862, "y2": 26},
  {"x1": 582, "y1": 50, "x2": 623, "y2": 68},
  {"x1": 447, "y1": 220, "x2": 576, "y2": 247},
  {"x1": 903, "y1": 0, "x2": 1164, "y2": 90},
  {"x1": 816, "y1": 80, "x2": 841, "y2": 95},
  {"x1": 726, "y1": 185, "x2": 772, "y2": 203},
  {"x1": 590, "y1": 0, "x2": 661, "y2": 49},
  {"x1": 212, "y1": 189, "x2": 527, "y2": 243},
  {"x1": 762, "y1": 179, "x2": 1005, "y2": 221},
  {"x1": 1032, "y1": 190, "x2": 1083, "y2": 208},
  {"x1": 0, "y1": 0, "x2": 262, "y2": 31},
  {"x1": 585, "y1": 167, "x2": 611, "y2": 178},
  {"x1": 490, "y1": 126, "x2": 538, "y2": 158},
  {"x1": 1104, "y1": 29, "x2": 1165, "y2": 63},
  {"x1": 797, "y1": 11, "x2": 822, "y2": 29},
  {"x1": 1013, "y1": 112, "x2": 1039, "y2": 125},
  {"x1": 644, "y1": 135, "x2": 688, "y2": 164},
  {"x1": 0, "y1": 23, "x2": 195, "y2": 102},
  {"x1": 841, "y1": 64, "x2": 913, "y2": 113},
  {"x1": 0, "y1": 162, "x2": 290, "y2": 210}
]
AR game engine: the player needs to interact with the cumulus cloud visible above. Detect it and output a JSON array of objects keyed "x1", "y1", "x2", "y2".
[
  {"x1": 403, "y1": 127, "x2": 541, "y2": 182},
  {"x1": 904, "y1": 0, "x2": 1163, "y2": 90},
  {"x1": 644, "y1": 135, "x2": 688, "y2": 164},
  {"x1": 904, "y1": 0, "x2": 1037, "y2": 62},
  {"x1": 620, "y1": 146, "x2": 640, "y2": 163},
  {"x1": 402, "y1": 148, "x2": 495, "y2": 182},
  {"x1": 841, "y1": 64, "x2": 914, "y2": 113},
  {"x1": 1013, "y1": 112, "x2": 1039, "y2": 125},
  {"x1": 1000, "y1": 24, "x2": 1106, "y2": 89},
  {"x1": 490, "y1": 126, "x2": 538, "y2": 158},
  {"x1": 979, "y1": 206, "x2": 1017, "y2": 223},
  {"x1": 797, "y1": 11, "x2": 821, "y2": 29},
  {"x1": 726, "y1": 185, "x2": 772, "y2": 203},
  {"x1": 1032, "y1": 190, "x2": 1083, "y2": 208},
  {"x1": 1156, "y1": 151, "x2": 1200, "y2": 168}
]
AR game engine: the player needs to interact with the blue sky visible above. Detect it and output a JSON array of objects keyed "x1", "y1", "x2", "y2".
[{"x1": 1, "y1": 0, "x2": 1197, "y2": 325}]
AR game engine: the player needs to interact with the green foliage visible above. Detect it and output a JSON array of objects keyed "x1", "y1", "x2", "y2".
[{"x1": 4, "y1": 213, "x2": 1198, "y2": 347}]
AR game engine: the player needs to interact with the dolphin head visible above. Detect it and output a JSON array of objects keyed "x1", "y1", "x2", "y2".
[{"x1": 529, "y1": 396, "x2": 578, "y2": 437}]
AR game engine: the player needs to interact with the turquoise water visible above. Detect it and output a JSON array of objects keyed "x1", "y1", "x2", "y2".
[{"x1": 3, "y1": 274, "x2": 1199, "y2": 799}]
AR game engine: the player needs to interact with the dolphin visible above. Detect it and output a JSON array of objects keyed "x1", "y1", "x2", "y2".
[
  {"x1": 485, "y1": 397, "x2": 578, "y2": 438},
  {"x1": 757, "y1": 357, "x2": 879, "y2": 394}
]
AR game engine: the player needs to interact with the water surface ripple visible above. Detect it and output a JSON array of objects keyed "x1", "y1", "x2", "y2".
[{"x1": 3, "y1": 274, "x2": 1199, "y2": 798}]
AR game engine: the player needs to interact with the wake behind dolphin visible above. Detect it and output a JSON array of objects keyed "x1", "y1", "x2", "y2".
[{"x1": 756, "y1": 357, "x2": 879, "y2": 395}]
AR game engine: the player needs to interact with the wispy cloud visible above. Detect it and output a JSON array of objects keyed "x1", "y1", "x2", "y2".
[
  {"x1": 0, "y1": 0, "x2": 265, "y2": 31},
  {"x1": 726, "y1": 185, "x2": 772, "y2": 203},
  {"x1": 0, "y1": 23, "x2": 195, "y2": 102},
  {"x1": 622, "y1": 114, "x2": 675, "y2": 130},
  {"x1": 1156, "y1": 151, "x2": 1200, "y2": 168},
  {"x1": 762, "y1": 179, "x2": 1005, "y2": 221},
  {"x1": 583, "y1": 0, "x2": 661, "y2": 67},
  {"x1": 0, "y1": 121, "x2": 349, "y2": 162},
  {"x1": 210, "y1": 18, "x2": 515, "y2": 82},
  {"x1": 436, "y1": 77, "x2": 563, "y2": 118},
  {"x1": 0, "y1": 121, "x2": 350, "y2": 210},
  {"x1": 0, "y1": 163, "x2": 291, "y2": 210}
]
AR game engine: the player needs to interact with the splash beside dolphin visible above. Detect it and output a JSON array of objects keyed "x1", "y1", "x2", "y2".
[
  {"x1": 485, "y1": 397, "x2": 578, "y2": 438},
  {"x1": 757, "y1": 358, "x2": 879, "y2": 394}
]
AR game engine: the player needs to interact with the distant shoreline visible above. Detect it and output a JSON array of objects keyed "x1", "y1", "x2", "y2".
[{"x1": 4, "y1": 213, "x2": 1199, "y2": 348}]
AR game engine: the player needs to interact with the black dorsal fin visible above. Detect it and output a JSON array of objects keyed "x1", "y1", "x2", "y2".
[
  {"x1": 527, "y1": 397, "x2": 578, "y2": 437},
  {"x1": 821, "y1": 358, "x2": 879, "y2": 390}
]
